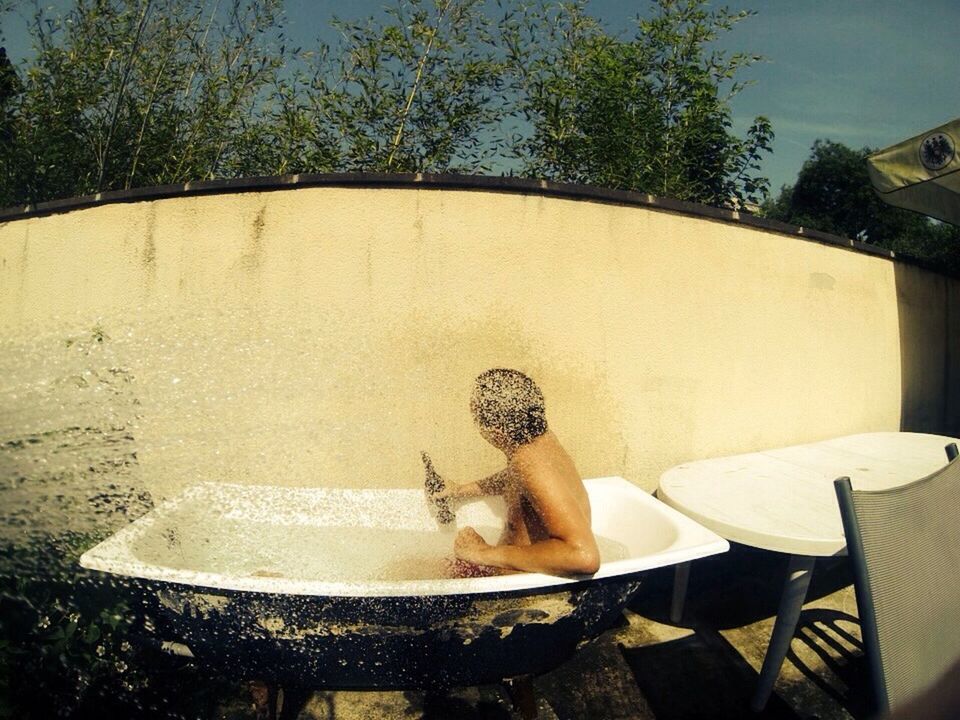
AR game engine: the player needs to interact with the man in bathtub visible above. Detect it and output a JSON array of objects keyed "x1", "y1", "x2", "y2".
[{"x1": 425, "y1": 368, "x2": 601, "y2": 578}]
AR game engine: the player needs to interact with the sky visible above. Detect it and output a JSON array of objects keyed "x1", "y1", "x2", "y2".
[{"x1": 3, "y1": 0, "x2": 959, "y2": 193}]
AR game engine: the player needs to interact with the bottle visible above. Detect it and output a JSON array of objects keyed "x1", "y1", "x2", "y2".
[{"x1": 421, "y1": 451, "x2": 454, "y2": 525}]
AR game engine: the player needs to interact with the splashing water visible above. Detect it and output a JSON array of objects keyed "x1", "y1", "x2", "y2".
[
  {"x1": 0, "y1": 304, "x2": 538, "y2": 717},
  {"x1": 0, "y1": 291, "x2": 625, "y2": 719}
]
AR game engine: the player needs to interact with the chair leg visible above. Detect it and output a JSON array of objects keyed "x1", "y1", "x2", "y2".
[{"x1": 504, "y1": 676, "x2": 538, "y2": 719}]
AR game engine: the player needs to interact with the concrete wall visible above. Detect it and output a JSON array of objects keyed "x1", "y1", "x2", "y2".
[{"x1": 2, "y1": 183, "x2": 958, "y2": 500}]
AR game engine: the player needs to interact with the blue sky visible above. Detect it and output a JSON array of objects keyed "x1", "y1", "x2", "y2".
[{"x1": 4, "y1": 0, "x2": 959, "y2": 193}]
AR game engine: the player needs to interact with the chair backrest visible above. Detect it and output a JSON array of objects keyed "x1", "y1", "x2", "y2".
[{"x1": 835, "y1": 443, "x2": 960, "y2": 714}]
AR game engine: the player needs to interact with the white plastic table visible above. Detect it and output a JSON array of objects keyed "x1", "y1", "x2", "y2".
[{"x1": 657, "y1": 431, "x2": 959, "y2": 711}]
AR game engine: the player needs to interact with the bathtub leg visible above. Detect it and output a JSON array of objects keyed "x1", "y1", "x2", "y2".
[
  {"x1": 278, "y1": 687, "x2": 312, "y2": 720},
  {"x1": 670, "y1": 561, "x2": 691, "y2": 624},
  {"x1": 249, "y1": 680, "x2": 277, "y2": 720},
  {"x1": 266, "y1": 683, "x2": 278, "y2": 720},
  {"x1": 504, "y1": 676, "x2": 537, "y2": 720}
]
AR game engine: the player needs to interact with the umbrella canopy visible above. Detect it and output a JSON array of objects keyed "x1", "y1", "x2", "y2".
[{"x1": 867, "y1": 118, "x2": 960, "y2": 226}]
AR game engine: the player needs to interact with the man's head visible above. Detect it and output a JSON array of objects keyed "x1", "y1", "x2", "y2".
[{"x1": 470, "y1": 369, "x2": 548, "y2": 448}]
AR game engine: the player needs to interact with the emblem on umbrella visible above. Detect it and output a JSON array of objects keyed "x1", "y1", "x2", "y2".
[{"x1": 919, "y1": 132, "x2": 955, "y2": 172}]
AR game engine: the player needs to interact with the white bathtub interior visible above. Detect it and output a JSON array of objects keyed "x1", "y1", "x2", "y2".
[{"x1": 81, "y1": 476, "x2": 728, "y2": 596}]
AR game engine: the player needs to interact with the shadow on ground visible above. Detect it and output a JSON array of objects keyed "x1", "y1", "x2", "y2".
[
  {"x1": 622, "y1": 543, "x2": 874, "y2": 720},
  {"x1": 211, "y1": 543, "x2": 874, "y2": 720},
  {"x1": 786, "y1": 609, "x2": 871, "y2": 718},
  {"x1": 621, "y1": 629, "x2": 801, "y2": 720},
  {"x1": 416, "y1": 691, "x2": 513, "y2": 719}
]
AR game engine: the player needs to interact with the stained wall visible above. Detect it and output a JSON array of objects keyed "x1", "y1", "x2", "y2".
[{"x1": 2, "y1": 183, "x2": 956, "y2": 500}]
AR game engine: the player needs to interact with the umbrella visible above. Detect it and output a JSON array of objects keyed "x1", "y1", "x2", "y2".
[{"x1": 866, "y1": 118, "x2": 960, "y2": 226}]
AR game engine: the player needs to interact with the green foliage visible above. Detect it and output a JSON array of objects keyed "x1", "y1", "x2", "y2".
[
  {"x1": 506, "y1": 0, "x2": 773, "y2": 207},
  {"x1": 1, "y1": 0, "x2": 286, "y2": 206},
  {"x1": 315, "y1": 0, "x2": 507, "y2": 173},
  {"x1": 763, "y1": 140, "x2": 960, "y2": 273},
  {"x1": 0, "y1": 532, "x2": 142, "y2": 718},
  {"x1": 0, "y1": 531, "x2": 237, "y2": 719},
  {"x1": 1, "y1": 0, "x2": 773, "y2": 208},
  {"x1": 0, "y1": 47, "x2": 18, "y2": 146},
  {"x1": 142, "y1": 0, "x2": 513, "y2": 177}
]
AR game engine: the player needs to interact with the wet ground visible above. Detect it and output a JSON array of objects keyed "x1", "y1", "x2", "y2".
[{"x1": 215, "y1": 544, "x2": 874, "y2": 720}]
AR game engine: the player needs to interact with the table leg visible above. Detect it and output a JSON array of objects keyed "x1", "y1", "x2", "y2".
[
  {"x1": 750, "y1": 554, "x2": 816, "y2": 712},
  {"x1": 670, "y1": 561, "x2": 691, "y2": 624}
]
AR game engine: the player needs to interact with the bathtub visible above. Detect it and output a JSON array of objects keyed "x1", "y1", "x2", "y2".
[{"x1": 80, "y1": 476, "x2": 727, "y2": 688}]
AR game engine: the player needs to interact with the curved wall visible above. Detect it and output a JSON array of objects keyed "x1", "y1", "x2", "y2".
[{"x1": 1, "y1": 181, "x2": 958, "y2": 502}]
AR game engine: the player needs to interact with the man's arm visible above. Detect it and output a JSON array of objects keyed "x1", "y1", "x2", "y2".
[{"x1": 445, "y1": 467, "x2": 512, "y2": 500}]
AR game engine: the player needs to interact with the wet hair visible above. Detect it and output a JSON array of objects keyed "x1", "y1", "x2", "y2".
[{"x1": 471, "y1": 369, "x2": 548, "y2": 445}]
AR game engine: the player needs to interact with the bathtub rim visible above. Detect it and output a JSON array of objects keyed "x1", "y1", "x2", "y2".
[{"x1": 79, "y1": 475, "x2": 729, "y2": 597}]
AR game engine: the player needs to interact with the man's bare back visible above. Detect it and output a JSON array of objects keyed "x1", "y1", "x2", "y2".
[{"x1": 501, "y1": 432, "x2": 590, "y2": 542}]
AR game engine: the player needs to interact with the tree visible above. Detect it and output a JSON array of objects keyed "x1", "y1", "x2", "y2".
[
  {"x1": 2, "y1": 0, "x2": 775, "y2": 209},
  {"x1": 505, "y1": 0, "x2": 773, "y2": 208},
  {"x1": 0, "y1": 2, "x2": 21, "y2": 159},
  {"x1": 316, "y1": 0, "x2": 508, "y2": 173},
  {"x1": 0, "y1": 0, "x2": 287, "y2": 207},
  {"x1": 763, "y1": 140, "x2": 960, "y2": 272},
  {"x1": 235, "y1": 0, "x2": 509, "y2": 177},
  {"x1": 0, "y1": 47, "x2": 19, "y2": 139}
]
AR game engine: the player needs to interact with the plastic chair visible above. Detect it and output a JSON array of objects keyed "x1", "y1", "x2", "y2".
[{"x1": 834, "y1": 442, "x2": 960, "y2": 715}]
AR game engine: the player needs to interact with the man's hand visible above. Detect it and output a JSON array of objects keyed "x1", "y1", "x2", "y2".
[{"x1": 454, "y1": 526, "x2": 490, "y2": 564}]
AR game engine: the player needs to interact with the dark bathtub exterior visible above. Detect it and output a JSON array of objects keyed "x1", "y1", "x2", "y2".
[
  {"x1": 143, "y1": 575, "x2": 644, "y2": 689},
  {"x1": 82, "y1": 478, "x2": 729, "y2": 689}
]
